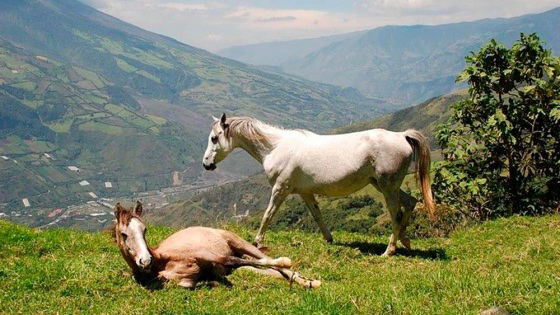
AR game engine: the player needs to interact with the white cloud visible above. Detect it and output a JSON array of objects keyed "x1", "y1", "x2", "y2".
[
  {"x1": 152, "y1": 3, "x2": 209, "y2": 11},
  {"x1": 206, "y1": 33, "x2": 223, "y2": 41},
  {"x1": 80, "y1": 0, "x2": 560, "y2": 51}
]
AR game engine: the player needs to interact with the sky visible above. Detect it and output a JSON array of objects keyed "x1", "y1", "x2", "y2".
[{"x1": 81, "y1": 0, "x2": 560, "y2": 52}]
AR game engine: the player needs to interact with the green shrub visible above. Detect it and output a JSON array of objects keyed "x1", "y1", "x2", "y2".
[{"x1": 434, "y1": 33, "x2": 560, "y2": 220}]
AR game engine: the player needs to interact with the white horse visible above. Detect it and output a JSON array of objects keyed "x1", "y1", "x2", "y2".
[{"x1": 203, "y1": 114, "x2": 435, "y2": 256}]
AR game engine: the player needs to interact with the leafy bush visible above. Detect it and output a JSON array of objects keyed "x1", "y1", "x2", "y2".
[{"x1": 434, "y1": 33, "x2": 560, "y2": 220}]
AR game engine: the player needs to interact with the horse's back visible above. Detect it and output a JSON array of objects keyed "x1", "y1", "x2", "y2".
[{"x1": 269, "y1": 128, "x2": 414, "y2": 195}]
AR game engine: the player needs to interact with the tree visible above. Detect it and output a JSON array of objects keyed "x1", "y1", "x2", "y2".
[{"x1": 434, "y1": 33, "x2": 560, "y2": 220}]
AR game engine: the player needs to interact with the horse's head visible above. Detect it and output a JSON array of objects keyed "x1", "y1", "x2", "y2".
[
  {"x1": 203, "y1": 113, "x2": 233, "y2": 171},
  {"x1": 114, "y1": 201, "x2": 153, "y2": 272}
]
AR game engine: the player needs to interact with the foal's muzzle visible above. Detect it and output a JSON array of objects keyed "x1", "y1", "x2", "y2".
[
  {"x1": 203, "y1": 163, "x2": 216, "y2": 171},
  {"x1": 138, "y1": 257, "x2": 153, "y2": 271}
]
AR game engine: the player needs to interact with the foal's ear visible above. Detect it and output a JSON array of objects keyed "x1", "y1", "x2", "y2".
[
  {"x1": 220, "y1": 113, "x2": 228, "y2": 129},
  {"x1": 114, "y1": 203, "x2": 126, "y2": 221},
  {"x1": 212, "y1": 115, "x2": 219, "y2": 123},
  {"x1": 133, "y1": 201, "x2": 143, "y2": 216}
]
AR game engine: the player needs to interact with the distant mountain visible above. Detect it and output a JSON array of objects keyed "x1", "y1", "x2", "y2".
[
  {"x1": 219, "y1": 7, "x2": 560, "y2": 106},
  {"x1": 0, "y1": 0, "x2": 386, "y2": 211},
  {"x1": 218, "y1": 30, "x2": 366, "y2": 67}
]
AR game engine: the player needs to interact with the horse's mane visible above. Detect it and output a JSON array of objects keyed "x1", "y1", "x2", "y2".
[
  {"x1": 215, "y1": 116, "x2": 314, "y2": 150},
  {"x1": 216, "y1": 116, "x2": 276, "y2": 149}
]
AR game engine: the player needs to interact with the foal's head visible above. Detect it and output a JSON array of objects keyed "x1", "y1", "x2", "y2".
[
  {"x1": 114, "y1": 202, "x2": 153, "y2": 272},
  {"x1": 203, "y1": 113, "x2": 233, "y2": 171}
]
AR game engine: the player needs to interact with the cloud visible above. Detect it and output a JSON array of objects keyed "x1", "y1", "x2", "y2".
[
  {"x1": 152, "y1": 3, "x2": 209, "y2": 11},
  {"x1": 206, "y1": 33, "x2": 223, "y2": 41},
  {"x1": 254, "y1": 16, "x2": 297, "y2": 23},
  {"x1": 79, "y1": 0, "x2": 560, "y2": 51}
]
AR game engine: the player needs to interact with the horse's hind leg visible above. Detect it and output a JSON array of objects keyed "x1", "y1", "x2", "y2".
[
  {"x1": 381, "y1": 188, "x2": 402, "y2": 257},
  {"x1": 301, "y1": 194, "x2": 333, "y2": 243},
  {"x1": 398, "y1": 190, "x2": 417, "y2": 250}
]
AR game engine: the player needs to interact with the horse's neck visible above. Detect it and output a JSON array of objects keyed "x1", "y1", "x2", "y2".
[{"x1": 235, "y1": 125, "x2": 284, "y2": 164}]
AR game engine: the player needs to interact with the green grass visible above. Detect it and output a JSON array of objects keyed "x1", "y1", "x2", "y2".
[
  {"x1": 1, "y1": 215, "x2": 559, "y2": 314},
  {"x1": 77, "y1": 121, "x2": 125, "y2": 135},
  {"x1": 46, "y1": 119, "x2": 74, "y2": 132}
]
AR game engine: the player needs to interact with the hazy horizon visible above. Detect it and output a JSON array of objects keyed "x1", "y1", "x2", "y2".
[{"x1": 80, "y1": 0, "x2": 560, "y2": 52}]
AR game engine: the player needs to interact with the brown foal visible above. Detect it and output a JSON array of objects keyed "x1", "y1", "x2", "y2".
[{"x1": 114, "y1": 202, "x2": 321, "y2": 289}]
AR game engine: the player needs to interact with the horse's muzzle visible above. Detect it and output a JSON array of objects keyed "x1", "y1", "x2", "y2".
[{"x1": 203, "y1": 163, "x2": 216, "y2": 171}]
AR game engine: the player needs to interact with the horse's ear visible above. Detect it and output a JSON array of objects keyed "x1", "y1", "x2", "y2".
[
  {"x1": 114, "y1": 203, "x2": 126, "y2": 221},
  {"x1": 212, "y1": 115, "x2": 219, "y2": 123},
  {"x1": 220, "y1": 113, "x2": 228, "y2": 129},
  {"x1": 133, "y1": 201, "x2": 143, "y2": 216}
]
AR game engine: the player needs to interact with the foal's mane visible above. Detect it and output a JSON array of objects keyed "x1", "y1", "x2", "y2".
[{"x1": 111, "y1": 203, "x2": 143, "y2": 241}]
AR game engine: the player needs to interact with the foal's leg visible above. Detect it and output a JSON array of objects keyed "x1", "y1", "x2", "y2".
[
  {"x1": 226, "y1": 233, "x2": 321, "y2": 288},
  {"x1": 300, "y1": 194, "x2": 333, "y2": 243},
  {"x1": 225, "y1": 232, "x2": 292, "y2": 268},
  {"x1": 222, "y1": 256, "x2": 292, "y2": 269},
  {"x1": 238, "y1": 266, "x2": 321, "y2": 289},
  {"x1": 255, "y1": 183, "x2": 291, "y2": 248},
  {"x1": 381, "y1": 189, "x2": 402, "y2": 257},
  {"x1": 398, "y1": 190, "x2": 417, "y2": 250}
]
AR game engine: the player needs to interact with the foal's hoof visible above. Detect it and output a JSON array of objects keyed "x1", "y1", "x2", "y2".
[
  {"x1": 307, "y1": 280, "x2": 321, "y2": 289},
  {"x1": 277, "y1": 257, "x2": 292, "y2": 268}
]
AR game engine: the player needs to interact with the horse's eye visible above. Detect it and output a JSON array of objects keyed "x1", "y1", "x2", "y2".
[
  {"x1": 211, "y1": 136, "x2": 218, "y2": 144},
  {"x1": 121, "y1": 232, "x2": 127, "y2": 239}
]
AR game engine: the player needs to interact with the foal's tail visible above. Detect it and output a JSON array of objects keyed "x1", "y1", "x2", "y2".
[{"x1": 404, "y1": 129, "x2": 435, "y2": 220}]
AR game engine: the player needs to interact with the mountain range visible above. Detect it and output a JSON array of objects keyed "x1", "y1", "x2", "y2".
[
  {"x1": 219, "y1": 7, "x2": 560, "y2": 105},
  {"x1": 0, "y1": 0, "x2": 385, "y2": 211}
]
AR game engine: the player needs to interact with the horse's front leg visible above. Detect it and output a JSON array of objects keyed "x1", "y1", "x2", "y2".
[
  {"x1": 301, "y1": 194, "x2": 333, "y2": 243},
  {"x1": 255, "y1": 183, "x2": 291, "y2": 248}
]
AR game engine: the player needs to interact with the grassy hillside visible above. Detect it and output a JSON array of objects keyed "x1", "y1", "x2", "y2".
[
  {"x1": 0, "y1": 39, "x2": 201, "y2": 210},
  {"x1": 0, "y1": 0, "x2": 385, "y2": 129},
  {"x1": 0, "y1": 0, "x2": 386, "y2": 212},
  {"x1": 1, "y1": 215, "x2": 559, "y2": 314}
]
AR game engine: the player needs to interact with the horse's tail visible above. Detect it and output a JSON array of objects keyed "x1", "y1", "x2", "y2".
[{"x1": 404, "y1": 129, "x2": 435, "y2": 221}]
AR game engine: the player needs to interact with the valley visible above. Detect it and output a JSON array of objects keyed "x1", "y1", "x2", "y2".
[{"x1": 0, "y1": 0, "x2": 385, "y2": 226}]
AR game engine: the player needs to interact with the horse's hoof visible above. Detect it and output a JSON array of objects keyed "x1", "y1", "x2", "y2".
[
  {"x1": 400, "y1": 238, "x2": 412, "y2": 250},
  {"x1": 381, "y1": 248, "x2": 396, "y2": 257}
]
